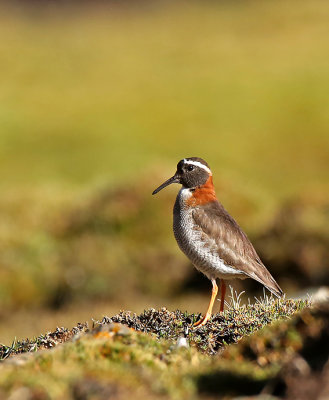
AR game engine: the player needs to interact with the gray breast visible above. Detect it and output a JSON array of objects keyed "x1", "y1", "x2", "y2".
[{"x1": 173, "y1": 189, "x2": 244, "y2": 280}]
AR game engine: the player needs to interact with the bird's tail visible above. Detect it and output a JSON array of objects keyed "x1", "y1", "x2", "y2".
[
  {"x1": 249, "y1": 268, "x2": 283, "y2": 298},
  {"x1": 263, "y1": 279, "x2": 283, "y2": 298}
]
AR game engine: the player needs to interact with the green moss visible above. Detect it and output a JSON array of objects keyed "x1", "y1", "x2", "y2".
[{"x1": 3, "y1": 299, "x2": 329, "y2": 399}]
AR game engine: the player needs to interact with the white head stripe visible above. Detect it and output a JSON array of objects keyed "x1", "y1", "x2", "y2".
[{"x1": 183, "y1": 159, "x2": 212, "y2": 175}]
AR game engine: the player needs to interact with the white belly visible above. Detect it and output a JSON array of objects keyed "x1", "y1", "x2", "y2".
[{"x1": 173, "y1": 189, "x2": 244, "y2": 280}]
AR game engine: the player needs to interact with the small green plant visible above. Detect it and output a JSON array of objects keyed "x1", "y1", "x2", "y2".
[{"x1": 225, "y1": 285, "x2": 246, "y2": 310}]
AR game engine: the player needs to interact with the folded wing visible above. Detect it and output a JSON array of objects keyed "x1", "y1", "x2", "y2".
[{"x1": 192, "y1": 201, "x2": 283, "y2": 298}]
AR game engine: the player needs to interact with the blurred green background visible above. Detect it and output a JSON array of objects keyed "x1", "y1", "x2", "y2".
[{"x1": 0, "y1": 0, "x2": 328, "y2": 344}]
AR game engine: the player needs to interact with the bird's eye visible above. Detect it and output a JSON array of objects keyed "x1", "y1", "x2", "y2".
[{"x1": 187, "y1": 165, "x2": 194, "y2": 172}]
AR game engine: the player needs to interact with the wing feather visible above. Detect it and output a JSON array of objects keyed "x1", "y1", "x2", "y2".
[{"x1": 192, "y1": 201, "x2": 283, "y2": 297}]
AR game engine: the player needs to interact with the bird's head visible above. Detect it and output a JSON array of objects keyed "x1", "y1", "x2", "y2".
[{"x1": 152, "y1": 157, "x2": 212, "y2": 195}]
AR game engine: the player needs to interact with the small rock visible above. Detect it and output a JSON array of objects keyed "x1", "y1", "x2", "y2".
[
  {"x1": 176, "y1": 337, "x2": 189, "y2": 349},
  {"x1": 312, "y1": 286, "x2": 329, "y2": 304}
]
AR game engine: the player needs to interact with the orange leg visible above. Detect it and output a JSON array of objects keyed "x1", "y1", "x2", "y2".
[
  {"x1": 219, "y1": 279, "x2": 226, "y2": 312},
  {"x1": 194, "y1": 278, "x2": 218, "y2": 327}
]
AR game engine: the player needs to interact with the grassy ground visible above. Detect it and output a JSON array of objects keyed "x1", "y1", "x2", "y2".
[
  {"x1": 1, "y1": 297, "x2": 326, "y2": 400},
  {"x1": 1, "y1": 297, "x2": 309, "y2": 358}
]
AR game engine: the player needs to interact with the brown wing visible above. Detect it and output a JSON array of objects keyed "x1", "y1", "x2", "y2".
[{"x1": 192, "y1": 201, "x2": 283, "y2": 297}]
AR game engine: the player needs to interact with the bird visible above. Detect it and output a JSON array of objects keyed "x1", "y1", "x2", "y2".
[{"x1": 152, "y1": 157, "x2": 283, "y2": 327}]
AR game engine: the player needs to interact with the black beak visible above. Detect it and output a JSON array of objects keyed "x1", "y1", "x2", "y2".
[{"x1": 152, "y1": 174, "x2": 180, "y2": 195}]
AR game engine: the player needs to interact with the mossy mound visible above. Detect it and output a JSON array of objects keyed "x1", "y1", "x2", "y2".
[
  {"x1": 1, "y1": 297, "x2": 308, "y2": 360},
  {"x1": 95, "y1": 298, "x2": 309, "y2": 354},
  {"x1": 1, "y1": 298, "x2": 328, "y2": 399}
]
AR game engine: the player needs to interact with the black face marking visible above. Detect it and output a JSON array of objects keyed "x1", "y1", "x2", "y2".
[{"x1": 174, "y1": 157, "x2": 211, "y2": 189}]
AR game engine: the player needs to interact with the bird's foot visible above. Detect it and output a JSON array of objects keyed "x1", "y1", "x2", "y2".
[{"x1": 193, "y1": 313, "x2": 211, "y2": 328}]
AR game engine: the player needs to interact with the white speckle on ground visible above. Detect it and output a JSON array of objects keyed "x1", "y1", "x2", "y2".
[{"x1": 176, "y1": 337, "x2": 189, "y2": 349}]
